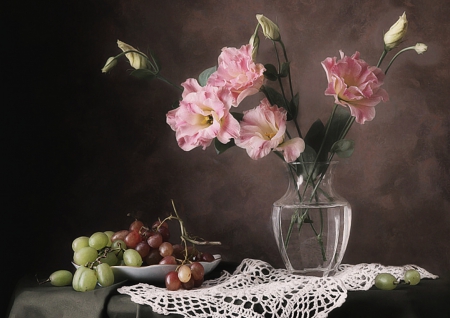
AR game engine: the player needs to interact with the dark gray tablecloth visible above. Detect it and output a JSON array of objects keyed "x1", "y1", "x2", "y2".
[{"x1": 7, "y1": 267, "x2": 450, "y2": 318}]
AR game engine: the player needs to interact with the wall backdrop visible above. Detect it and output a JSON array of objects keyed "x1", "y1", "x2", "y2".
[{"x1": 4, "y1": 0, "x2": 450, "y2": 314}]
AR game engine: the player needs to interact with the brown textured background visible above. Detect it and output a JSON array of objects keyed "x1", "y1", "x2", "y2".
[{"x1": 3, "y1": 0, "x2": 450, "y2": 314}]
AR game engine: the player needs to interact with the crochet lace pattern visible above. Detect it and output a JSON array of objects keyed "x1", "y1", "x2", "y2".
[{"x1": 118, "y1": 258, "x2": 438, "y2": 318}]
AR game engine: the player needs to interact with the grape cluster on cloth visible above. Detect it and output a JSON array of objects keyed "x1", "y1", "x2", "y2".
[{"x1": 117, "y1": 259, "x2": 438, "y2": 318}]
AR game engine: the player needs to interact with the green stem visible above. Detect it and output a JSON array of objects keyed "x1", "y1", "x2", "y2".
[
  {"x1": 301, "y1": 104, "x2": 338, "y2": 199},
  {"x1": 310, "y1": 115, "x2": 355, "y2": 202},
  {"x1": 283, "y1": 106, "x2": 353, "y2": 260},
  {"x1": 377, "y1": 49, "x2": 388, "y2": 68},
  {"x1": 384, "y1": 46, "x2": 417, "y2": 75},
  {"x1": 272, "y1": 42, "x2": 303, "y2": 139},
  {"x1": 156, "y1": 74, "x2": 183, "y2": 91},
  {"x1": 279, "y1": 40, "x2": 295, "y2": 101}
]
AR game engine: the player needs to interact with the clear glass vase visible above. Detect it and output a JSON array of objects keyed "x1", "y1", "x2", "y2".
[{"x1": 271, "y1": 161, "x2": 352, "y2": 277}]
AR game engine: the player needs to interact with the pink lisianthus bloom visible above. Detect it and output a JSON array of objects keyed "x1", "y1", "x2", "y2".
[
  {"x1": 166, "y1": 78, "x2": 240, "y2": 151},
  {"x1": 235, "y1": 98, "x2": 305, "y2": 162},
  {"x1": 207, "y1": 44, "x2": 265, "y2": 107},
  {"x1": 321, "y1": 51, "x2": 389, "y2": 124}
]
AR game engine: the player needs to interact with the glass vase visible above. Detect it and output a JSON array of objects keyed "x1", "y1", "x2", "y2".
[{"x1": 271, "y1": 161, "x2": 351, "y2": 277}]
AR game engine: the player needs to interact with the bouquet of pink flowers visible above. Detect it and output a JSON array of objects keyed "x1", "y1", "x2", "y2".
[
  {"x1": 102, "y1": 13, "x2": 427, "y2": 265},
  {"x1": 103, "y1": 13, "x2": 425, "y2": 169}
]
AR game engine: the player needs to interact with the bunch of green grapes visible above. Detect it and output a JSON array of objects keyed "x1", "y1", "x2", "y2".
[{"x1": 71, "y1": 231, "x2": 118, "y2": 291}]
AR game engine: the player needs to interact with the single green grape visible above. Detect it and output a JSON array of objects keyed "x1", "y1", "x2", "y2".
[
  {"x1": 89, "y1": 232, "x2": 109, "y2": 250},
  {"x1": 111, "y1": 239, "x2": 127, "y2": 260},
  {"x1": 73, "y1": 246, "x2": 98, "y2": 266},
  {"x1": 374, "y1": 273, "x2": 398, "y2": 290},
  {"x1": 96, "y1": 263, "x2": 114, "y2": 287},
  {"x1": 123, "y1": 249, "x2": 143, "y2": 267},
  {"x1": 72, "y1": 266, "x2": 97, "y2": 292},
  {"x1": 404, "y1": 269, "x2": 421, "y2": 285},
  {"x1": 104, "y1": 231, "x2": 115, "y2": 247},
  {"x1": 49, "y1": 270, "x2": 73, "y2": 287},
  {"x1": 72, "y1": 236, "x2": 89, "y2": 252},
  {"x1": 100, "y1": 250, "x2": 118, "y2": 266}
]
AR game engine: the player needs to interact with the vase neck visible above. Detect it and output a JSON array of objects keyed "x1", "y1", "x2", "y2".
[{"x1": 285, "y1": 161, "x2": 340, "y2": 204}]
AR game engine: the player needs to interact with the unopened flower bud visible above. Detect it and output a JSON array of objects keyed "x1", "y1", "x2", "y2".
[
  {"x1": 101, "y1": 57, "x2": 117, "y2": 73},
  {"x1": 117, "y1": 40, "x2": 149, "y2": 70},
  {"x1": 414, "y1": 43, "x2": 427, "y2": 54},
  {"x1": 256, "y1": 14, "x2": 280, "y2": 41},
  {"x1": 249, "y1": 28, "x2": 260, "y2": 61},
  {"x1": 384, "y1": 12, "x2": 408, "y2": 51}
]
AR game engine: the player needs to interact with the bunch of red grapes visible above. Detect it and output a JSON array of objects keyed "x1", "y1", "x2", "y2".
[{"x1": 110, "y1": 218, "x2": 216, "y2": 291}]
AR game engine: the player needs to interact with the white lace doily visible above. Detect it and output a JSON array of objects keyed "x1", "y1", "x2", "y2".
[
  {"x1": 118, "y1": 259, "x2": 438, "y2": 318},
  {"x1": 335, "y1": 263, "x2": 438, "y2": 291}
]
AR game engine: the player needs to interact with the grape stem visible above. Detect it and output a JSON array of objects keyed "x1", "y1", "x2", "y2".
[
  {"x1": 36, "y1": 274, "x2": 50, "y2": 285},
  {"x1": 158, "y1": 200, "x2": 222, "y2": 265}
]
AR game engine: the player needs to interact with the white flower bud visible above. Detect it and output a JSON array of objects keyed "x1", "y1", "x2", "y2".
[
  {"x1": 117, "y1": 40, "x2": 149, "y2": 70},
  {"x1": 101, "y1": 57, "x2": 117, "y2": 73},
  {"x1": 384, "y1": 12, "x2": 408, "y2": 50},
  {"x1": 256, "y1": 14, "x2": 280, "y2": 41},
  {"x1": 414, "y1": 43, "x2": 427, "y2": 54},
  {"x1": 249, "y1": 29, "x2": 260, "y2": 61}
]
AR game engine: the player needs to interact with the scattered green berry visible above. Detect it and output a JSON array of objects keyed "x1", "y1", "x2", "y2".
[
  {"x1": 374, "y1": 273, "x2": 398, "y2": 290},
  {"x1": 404, "y1": 269, "x2": 421, "y2": 285}
]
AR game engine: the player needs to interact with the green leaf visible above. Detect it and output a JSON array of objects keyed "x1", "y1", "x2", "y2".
[
  {"x1": 321, "y1": 106, "x2": 352, "y2": 157},
  {"x1": 299, "y1": 144, "x2": 318, "y2": 163},
  {"x1": 304, "y1": 119, "x2": 326, "y2": 159},
  {"x1": 263, "y1": 86, "x2": 287, "y2": 109},
  {"x1": 148, "y1": 50, "x2": 161, "y2": 72},
  {"x1": 331, "y1": 139, "x2": 355, "y2": 158},
  {"x1": 279, "y1": 62, "x2": 290, "y2": 78},
  {"x1": 198, "y1": 66, "x2": 217, "y2": 86},
  {"x1": 214, "y1": 138, "x2": 236, "y2": 154},
  {"x1": 287, "y1": 93, "x2": 299, "y2": 121},
  {"x1": 171, "y1": 99, "x2": 180, "y2": 109},
  {"x1": 263, "y1": 64, "x2": 278, "y2": 81},
  {"x1": 130, "y1": 69, "x2": 157, "y2": 80}
]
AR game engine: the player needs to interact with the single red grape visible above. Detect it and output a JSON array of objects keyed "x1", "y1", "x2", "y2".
[
  {"x1": 159, "y1": 242, "x2": 173, "y2": 257},
  {"x1": 141, "y1": 229, "x2": 154, "y2": 240},
  {"x1": 159, "y1": 255, "x2": 177, "y2": 265},
  {"x1": 129, "y1": 219, "x2": 144, "y2": 232},
  {"x1": 201, "y1": 252, "x2": 215, "y2": 262},
  {"x1": 124, "y1": 230, "x2": 141, "y2": 249},
  {"x1": 165, "y1": 271, "x2": 181, "y2": 291},
  {"x1": 156, "y1": 226, "x2": 170, "y2": 242},
  {"x1": 111, "y1": 230, "x2": 129, "y2": 242},
  {"x1": 181, "y1": 277, "x2": 195, "y2": 290},
  {"x1": 147, "y1": 233, "x2": 163, "y2": 249},
  {"x1": 135, "y1": 241, "x2": 151, "y2": 258},
  {"x1": 144, "y1": 249, "x2": 163, "y2": 265},
  {"x1": 190, "y1": 262, "x2": 204, "y2": 281}
]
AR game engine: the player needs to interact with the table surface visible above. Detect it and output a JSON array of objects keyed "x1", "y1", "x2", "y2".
[{"x1": 7, "y1": 262, "x2": 450, "y2": 318}]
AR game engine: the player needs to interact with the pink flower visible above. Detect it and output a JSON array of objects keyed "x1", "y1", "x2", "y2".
[
  {"x1": 321, "y1": 51, "x2": 389, "y2": 124},
  {"x1": 235, "y1": 98, "x2": 305, "y2": 162},
  {"x1": 207, "y1": 44, "x2": 265, "y2": 106},
  {"x1": 166, "y1": 78, "x2": 240, "y2": 151}
]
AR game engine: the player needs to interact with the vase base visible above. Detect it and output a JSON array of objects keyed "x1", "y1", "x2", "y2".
[{"x1": 287, "y1": 267, "x2": 335, "y2": 277}]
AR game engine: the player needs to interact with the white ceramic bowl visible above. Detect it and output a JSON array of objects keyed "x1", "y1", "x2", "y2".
[{"x1": 73, "y1": 254, "x2": 221, "y2": 283}]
